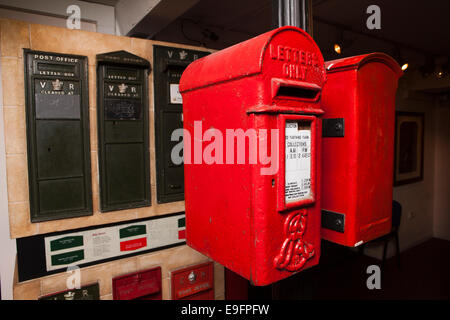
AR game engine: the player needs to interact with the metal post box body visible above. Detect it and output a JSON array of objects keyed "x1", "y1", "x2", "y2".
[
  {"x1": 321, "y1": 53, "x2": 402, "y2": 247},
  {"x1": 112, "y1": 267, "x2": 162, "y2": 300},
  {"x1": 171, "y1": 262, "x2": 214, "y2": 300},
  {"x1": 180, "y1": 27, "x2": 326, "y2": 286}
]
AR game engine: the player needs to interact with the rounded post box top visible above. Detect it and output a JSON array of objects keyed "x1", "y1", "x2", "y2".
[
  {"x1": 325, "y1": 52, "x2": 403, "y2": 78},
  {"x1": 179, "y1": 26, "x2": 325, "y2": 93}
]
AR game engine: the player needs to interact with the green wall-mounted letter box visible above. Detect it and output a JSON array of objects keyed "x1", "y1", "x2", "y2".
[
  {"x1": 24, "y1": 50, "x2": 93, "y2": 222},
  {"x1": 153, "y1": 45, "x2": 209, "y2": 203},
  {"x1": 96, "y1": 51, "x2": 151, "y2": 211}
]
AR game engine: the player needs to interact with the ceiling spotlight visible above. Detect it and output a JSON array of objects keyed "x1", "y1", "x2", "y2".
[
  {"x1": 334, "y1": 43, "x2": 341, "y2": 54},
  {"x1": 401, "y1": 63, "x2": 409, "y2": 71}
]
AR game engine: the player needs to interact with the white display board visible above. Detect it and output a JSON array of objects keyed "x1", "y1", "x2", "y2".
[{"x1": 44, "y1": 213, "x2": 186, "y2": 271}]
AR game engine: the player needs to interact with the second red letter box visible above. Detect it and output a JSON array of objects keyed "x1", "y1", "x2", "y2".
[
  {"x1": 179, "y1": 26, "x2": 326, "y2": 285},
  {"x1": 321, "y1": 53, "x2": 402, "y2": 247}
]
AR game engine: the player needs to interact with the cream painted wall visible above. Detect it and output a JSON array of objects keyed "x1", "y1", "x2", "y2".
[{"x1": 0, "y1": 56, "x2": 17, "y2": 300}]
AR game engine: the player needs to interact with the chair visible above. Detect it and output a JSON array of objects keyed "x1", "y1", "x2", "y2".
[{"x1": 359, "y1": 200, "x2": 402, "y2": 267}]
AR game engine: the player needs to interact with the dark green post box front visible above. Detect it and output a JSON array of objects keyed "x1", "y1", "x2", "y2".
[
  {"x1": 153, "y1": 46, "x2": 209, "y2": 203},
  {"x1": 96, "y1": 51, "x2": 151, "y2": 211},
  {"x1": 24, "y1": 50, "x2": 92, "y2": 222}
]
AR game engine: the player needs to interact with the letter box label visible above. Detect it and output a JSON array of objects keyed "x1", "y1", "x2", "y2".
[
  {"x1": 24, "y1": 50, "x2": 92, "y2": 222},
  {"x1": 285, "y1": 121, "x2": 311, "y2": 203}
]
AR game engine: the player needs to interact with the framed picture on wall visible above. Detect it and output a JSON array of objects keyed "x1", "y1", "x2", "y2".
[{"x1": 394, "y1": 111, "x2": 425, "y2": 186}]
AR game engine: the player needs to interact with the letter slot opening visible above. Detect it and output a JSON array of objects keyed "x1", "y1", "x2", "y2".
[{"x1": 272, "y1": 78, "x2": 321, "y2": 101}]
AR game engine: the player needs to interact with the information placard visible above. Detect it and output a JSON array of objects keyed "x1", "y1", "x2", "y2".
[
  {"x1": 285, "y1": 121, "x2": 312, "y2": 203},
  {"x1": 43, "y1": 213, "x2": 186, "y2": 271}
]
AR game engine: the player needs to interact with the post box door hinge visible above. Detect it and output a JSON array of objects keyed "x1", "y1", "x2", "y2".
[
  {"x1": 322, "y1": 118, "x2": 345, "y2": 137},
  {"x1": 321, "y1": 210, "x2": 345, "y2": 233}
]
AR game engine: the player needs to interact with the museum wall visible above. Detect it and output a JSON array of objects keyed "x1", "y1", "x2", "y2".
[
  {"x1": 0, "y1": 18, "x2": 224, "y2": 300},
  {"x1": 433, "y1": 104, "x2": 450, "y2": 241}
]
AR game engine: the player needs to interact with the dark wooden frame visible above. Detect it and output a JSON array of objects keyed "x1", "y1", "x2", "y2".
[{"x1": 394, "y1": 111, "x2": 425, "y2": 186}]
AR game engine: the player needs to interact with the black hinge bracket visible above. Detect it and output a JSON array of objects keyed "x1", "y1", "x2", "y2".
[
  {"x1": 321, "y1": 210, "x2": 345, "y2": 233},
  {"x1": 322, "y1": 118, "x2": 345, "y2": 137}
]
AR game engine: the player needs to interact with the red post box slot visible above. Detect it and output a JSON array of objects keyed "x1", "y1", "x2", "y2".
[{"x1": 272, "y1": 78, "x2": 321, "y2": 101}]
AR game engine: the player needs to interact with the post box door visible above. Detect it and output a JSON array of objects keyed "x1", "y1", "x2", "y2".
[
  {"x1": 96, "y1": 51, "x2": 151, "y2": 212},
  {"x1": 153, "y1": 45, "x2": 210, "y2": 203},
  {"x1": 24, "y1": 50, "x2": 92, "y2": 222},
  {"x1": 171, "y1": 262, "x2": 214, "y2": 300}
]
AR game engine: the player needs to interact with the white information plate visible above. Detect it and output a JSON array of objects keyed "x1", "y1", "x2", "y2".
[
  {"x1": 44, "y1": 213, "x2": 186, "y2": 271},
  {"x1": 285, "y1": 121, "x2": 312, "y2": 203},
  {"x1": 170, "y1": 83, "x2": 183, "y2": 104}
]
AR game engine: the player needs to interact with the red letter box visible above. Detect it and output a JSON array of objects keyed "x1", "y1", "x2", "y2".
[
  {"x1": 112, "y1": 267, "x2": 162, "y2": 300},
  {"x1": 321, "y1": 53, "x2": 402, "y2": 247},
  {"x1": 179, "y1": 26, "x2": 326, "y2": 286}
]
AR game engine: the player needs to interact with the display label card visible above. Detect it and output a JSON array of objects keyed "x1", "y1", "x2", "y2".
[
  {"x1": 285, "y1": 121, "x2": 312, "y2": 203},
  {"x1": 170, "y1": 83, "x2": 183, "y2": 104}
]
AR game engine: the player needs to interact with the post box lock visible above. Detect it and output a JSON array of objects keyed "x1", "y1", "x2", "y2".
[{"x1": 188, "y1": 271, "x2": 196, "y2": 283}]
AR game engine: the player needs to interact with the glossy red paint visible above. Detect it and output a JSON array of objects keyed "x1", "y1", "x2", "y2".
[
  {"x1": 171, "y1": 262, "x2": 214, "y2": 300},
  {"x1": 112, "y1": 267, "x2": 162, "y2": 300},
  {"x1": 180, "y1": 26, "x2": 326, "y2": 286},
  {"x1": 321, "y1": 53, "x2": 403, "y2": 247}
]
